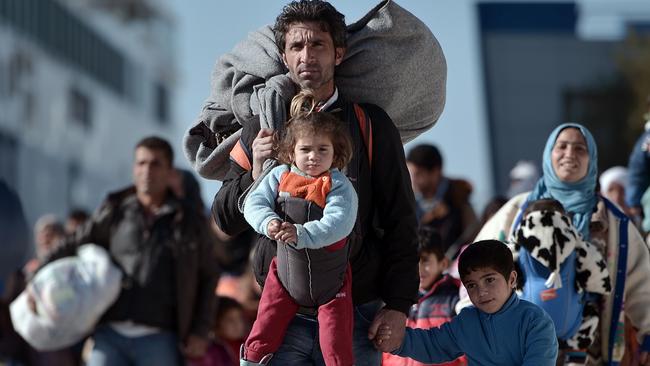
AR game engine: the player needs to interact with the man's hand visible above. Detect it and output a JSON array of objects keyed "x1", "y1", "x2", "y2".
[
  {"x1": 275, "y1": 222, "x2": 297, "y2": 244},
  {"x1": 267, "y1": 219, "x2": 281, "y2": 239},
  {"x1": 252, "y1": 128, "x2": 274, "y2": 180},
  {"x1": 183, "y1": 334, "x2": 209, "y2": 359},
  {"x1": 368, "y1": 308, "x2": 407, "y2": 353}
]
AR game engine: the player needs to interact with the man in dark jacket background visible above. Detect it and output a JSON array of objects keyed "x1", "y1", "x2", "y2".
[
  {"x1": 210, "y1": 1, "x2": 419, "y2": 364},
  {"x1": 42, "y1": 136, "x2": 219, "y2": 366},
  {"x1": 406, "y1": 144, "x2": 478, "y2": 257}
]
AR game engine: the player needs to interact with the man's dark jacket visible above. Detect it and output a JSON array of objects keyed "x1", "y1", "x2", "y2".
[
  {"x1": 44, "y1": 187, "x2": 219, "y2": 341},
  {"x1": 213, "y1": 99, "x2": 419, "y2": 314}
]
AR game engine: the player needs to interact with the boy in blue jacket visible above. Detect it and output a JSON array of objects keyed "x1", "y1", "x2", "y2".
[{"x1": 377, "y1": 240, "x2": 558, "y2": 365}]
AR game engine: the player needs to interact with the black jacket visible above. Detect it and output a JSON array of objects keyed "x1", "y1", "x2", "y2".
[
  {"x1": 44, "y1": 187, "x2": 219, "y2": 341},
  {"x1": 212, "y1": 99, "x2": 419, "y2": 314}
]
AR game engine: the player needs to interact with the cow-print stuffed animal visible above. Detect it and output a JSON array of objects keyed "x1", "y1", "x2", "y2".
[{"x1": 514, "y1": 208, "x2": 612, "y2": 351}]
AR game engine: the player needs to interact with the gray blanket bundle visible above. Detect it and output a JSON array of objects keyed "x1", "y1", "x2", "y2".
[{"x1": 184, "y1": 0, "x2": 447, "y2": 180}]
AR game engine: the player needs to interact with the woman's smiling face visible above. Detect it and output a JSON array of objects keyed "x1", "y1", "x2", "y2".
[{"x1": 551, "y1": 128, "x2": 589, "y2": 183}]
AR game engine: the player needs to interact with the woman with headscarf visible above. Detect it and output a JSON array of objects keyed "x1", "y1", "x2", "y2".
[{"x1": 474, "y1": 123, "x2": 650, "y2": 366}]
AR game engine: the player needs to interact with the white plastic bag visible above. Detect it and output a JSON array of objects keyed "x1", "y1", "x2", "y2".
[{"x1": 10, "y1": 244, "x2": 122, "y2": 351}]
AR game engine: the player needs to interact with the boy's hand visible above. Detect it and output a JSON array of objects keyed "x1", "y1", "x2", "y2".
[
  {"x1": 267, "y1": 219, "x2": 281, "y2": 238},
  {"x1": 368, "y1": 308, "x2": 407, "y2": 352},
  {"x1": 275, "y1": 222, "x2": 297, "y2": 244}
]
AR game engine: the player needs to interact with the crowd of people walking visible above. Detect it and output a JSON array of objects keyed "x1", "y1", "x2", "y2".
[{"x1": 2, "y1": 1, "x2": 650, "y2": 366}]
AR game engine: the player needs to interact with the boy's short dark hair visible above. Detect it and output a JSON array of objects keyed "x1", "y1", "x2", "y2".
[
  {"x1": 523, "y1": 198, "x2": 565, "y2": 217},
  {"x1": 135, "y1": 136, "x2": 174, "y2": 167},
  {"x1": 406, "y1": 144, "x2": 442, "y2": 171},
  {"x1": 417, "y1": 226, "x2": 445, "y2": 260},
  {"x1": 274, "y1": 0, "x2": 347, "y2": 51},
  {"x1": 458, "y1": 240, "x2": 514, "y2": 282}
]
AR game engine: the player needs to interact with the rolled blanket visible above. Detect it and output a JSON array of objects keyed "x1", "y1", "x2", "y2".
[{"x1": 184, "y1": 0, "x2": 447, "y2": 180}]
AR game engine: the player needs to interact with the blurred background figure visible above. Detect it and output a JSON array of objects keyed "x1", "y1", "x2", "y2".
[
  {"x1": 169, "y1": 167, "x2": 206, "y2": 217},
  {"x1": 382, "y1": 226, "x2": 466, "y2": 366},
  {"x1": 65, "y1": 209, "x2": 90, "y2": 236},
  {"x1": 626, "y1": 95, "x2": 650, "y2": 233},
  {"x1": 1, "y1": 213, "x2": 81, "y2": 366},
  {"x1": 506, "y1": 160, "x2": 540, "y2": 199},
  {"x1": 406, "y1": 144, "x2": 478, "y2": 257},
  {"x1": 213, "y1": 296, "x2": 249, "y2": 366},
  {"x1": 599, "y1": 166, "x2": 629, "y2": 214},
  {"x1": 215, "y1": 246, "x2": 261, "y2": 324},
  {"x1": 186, "y1": 296, "x2": 250, "y2": 366},
  {"x1": 26, "y1": 215, "x2": 66, "y2": 274},
  {"x1": 0, "y1": 179, "x2": 29, "y2": 297},
  {"x1": 211, "y1": 219, "x2": 255, "y2": 277},
  {"x1": 0, "y1": 180, "x2": 30, "y2": 364}
]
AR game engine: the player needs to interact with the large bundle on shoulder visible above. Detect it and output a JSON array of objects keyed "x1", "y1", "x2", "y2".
[{"x1": 184, "y1": 0, "x2": 446, "y2": 180}]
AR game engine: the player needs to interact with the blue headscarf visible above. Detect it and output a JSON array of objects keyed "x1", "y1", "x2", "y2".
[{"x1": 528, "y1": 123, "x2": 598, "y2": 240}]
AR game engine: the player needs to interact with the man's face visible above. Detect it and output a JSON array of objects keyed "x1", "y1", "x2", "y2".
[
  {"x1": 407, "y1": 163, "x2": 441, "y2": 198},
  {"x1": 133, "y1": 147, "x2": 172, "y2": 197},
  {"x1": 462, "y1": 267, "x2": 516, "y2": 314},
  {"x1": 282, "y1": 21, "x2": 344, "y2": 98},
  {"x1": 419, "y1": 252, "x2": 448, "y2": 291}
]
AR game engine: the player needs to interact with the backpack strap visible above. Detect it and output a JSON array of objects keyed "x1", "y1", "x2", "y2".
[
  {"x1": 602, "y1": 197, "x2": 629, "y2": 366},
  {"x1": 353, "y1": 104, "x2": 373, "y2": 167}
]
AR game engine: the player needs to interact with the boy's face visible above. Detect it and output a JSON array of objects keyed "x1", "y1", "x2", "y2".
[
  {"x1": 462, "y1": 267, "x2": 516, "y2": 314},
  {"x1": 419, "y1": 252, "x2": 449, "y2": 291}
]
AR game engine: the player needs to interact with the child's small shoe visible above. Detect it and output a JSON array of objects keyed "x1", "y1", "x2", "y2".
[{"x1": 239, "y1": 344, "x2": 273, "y2": 366}]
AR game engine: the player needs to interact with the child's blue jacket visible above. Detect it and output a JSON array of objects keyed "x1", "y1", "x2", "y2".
[{"x1": 393, "y1": 292, "x2": 558, "y2": 366}]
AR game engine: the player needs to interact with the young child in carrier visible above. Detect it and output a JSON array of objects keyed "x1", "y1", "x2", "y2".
[
  {"x1": 513, "y1": 198, "x2": 612, "y2": 364},
  {"x1": 382, "y1": 227, "x2": 466, "y2": 366},
  {"x1": 241, "y1": 91, "x2": 358, "y2": 366}
]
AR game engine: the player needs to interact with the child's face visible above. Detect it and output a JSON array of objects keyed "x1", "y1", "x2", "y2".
[
  {"x1": 419, "y1": 252, "x2": 448, "y2": 291},
  {"x1": 462, "y1": 267, "x2": 516, "y2": 314},
  {"x1": 216, "y1": 308, "x2": 247, "y2": 341},
  {"x1": 293, "y1": 134, "x2": 334, "y2": 176}
]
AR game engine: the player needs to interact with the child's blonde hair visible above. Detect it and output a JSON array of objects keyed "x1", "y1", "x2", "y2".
[{"x1": 275, "y1": 91, "x2": 353, "y2": 170}]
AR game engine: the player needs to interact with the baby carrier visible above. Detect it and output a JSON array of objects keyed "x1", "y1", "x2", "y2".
[
  {"x1": 510, "y1": 200, "x2": 612, "y2": 351},
  {"x1": 274, "y1": 194, "x2": 349, "y2": 307}
]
